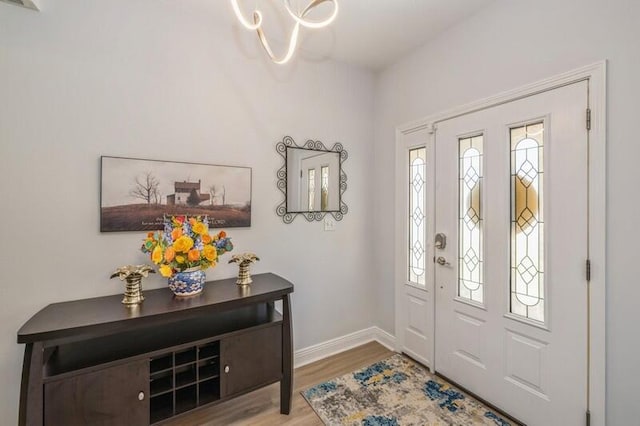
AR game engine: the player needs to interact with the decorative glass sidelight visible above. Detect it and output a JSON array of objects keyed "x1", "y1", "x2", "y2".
[
  {"x1": 510, "y1": 122, "x2": 545, "y2": 322},
  {"x1": 321, "y1": 166, "x2": 329, "y2": 211},
  {"x1": 409, "y1": 147, "x2": 427, "y2": 286},
  {"x1": 307, "y1": 169, "x2": 316, "y2": 211},
  {"x1": 458, "y1": 135, "x2": 484, "y2": 304}
]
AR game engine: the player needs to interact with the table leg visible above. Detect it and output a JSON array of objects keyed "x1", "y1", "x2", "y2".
[
  {"x1": 19, "y1": 342, "x2": 43, "y2": 426},
  {"x1": 280, "y1": 294, "x2": 293, "y2": 414}
]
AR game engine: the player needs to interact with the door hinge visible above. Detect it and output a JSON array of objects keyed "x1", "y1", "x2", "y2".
[
  {"x1": 586, "y1": 409, "x2": 591, "y2": 426},
  {"x1": 586, "y1": 108, "x2": 592, "y2": 131},
  {"x1": 586, "y1": 259, "x2": 591, "y2": 282}
]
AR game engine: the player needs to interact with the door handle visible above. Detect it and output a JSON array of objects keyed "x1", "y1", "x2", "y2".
[{"x1": 436, "y1": 256, "x2": 450, "y2": 266}]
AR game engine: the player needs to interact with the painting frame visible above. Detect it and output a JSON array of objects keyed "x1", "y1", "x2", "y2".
[{"x1": 100, "y1": 156, "x2": 252, "y2": 232}]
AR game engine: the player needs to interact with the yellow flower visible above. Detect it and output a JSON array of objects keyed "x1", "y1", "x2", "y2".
[
  {"x1": 192, "y1": 221, "x2": 207, "y2": 236},
  {"x1": 159, "y1": 265, "x2": 173, "y2": 277},
  {"x1": 203, "y1": 245, "x2": 217, "y2": 262},
  {"x1": 173, "y1": 235, "x2": 194, "y2": 253},
  {"x1": 151, "y1": 246, "x2": 163, "y2": 264},
  {"x1": 176, "y1": 255, "x2": 186, "y2": 264}
]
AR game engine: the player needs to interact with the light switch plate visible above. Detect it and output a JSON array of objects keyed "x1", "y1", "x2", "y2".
[{"x1": 324, "y1": 217, "x2": 336, "y2": 231}]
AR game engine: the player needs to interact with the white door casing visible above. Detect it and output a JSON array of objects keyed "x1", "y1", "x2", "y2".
[{"x1": 394, "y1": 62, "x2": 606, "y2": 425}]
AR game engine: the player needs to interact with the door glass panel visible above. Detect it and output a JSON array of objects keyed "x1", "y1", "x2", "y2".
[
  {"x1": 409, "y1": 147, "x2": 426, "y2": 286},
  {"x1": 510, "y1": 122, "x2": 545, "y2": 322},
  {"x1": 321, "y1": 166, "x2": 329, "y2": 210},
  {"x1": 458, "y1": 135, "x2": 484, "y2": 303},
  {"x1": 307, "y1": 169, "x2": 315, "y2": 211}
]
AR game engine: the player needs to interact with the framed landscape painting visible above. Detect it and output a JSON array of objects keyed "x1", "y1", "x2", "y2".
[{"x1": 100, "y1": 156, "x2": 252, "y2": 232}]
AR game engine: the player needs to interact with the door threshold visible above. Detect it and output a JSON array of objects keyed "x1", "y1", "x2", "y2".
[
  {"x1": 402, "y1": 352, "x2": 525, "y2": 425},
  {"x1": 434, "y1": 371, "x2": 526, "y2": 426}
]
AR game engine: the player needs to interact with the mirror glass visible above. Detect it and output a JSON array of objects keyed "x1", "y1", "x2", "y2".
[
  {"x1": 276, "y1": 136, "x2": 347, "y2": 224},
  {"x1": 286, "y1": 147, "x2": 340, "y2": 212}
]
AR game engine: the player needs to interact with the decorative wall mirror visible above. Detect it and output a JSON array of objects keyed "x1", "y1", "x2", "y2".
[{"x1": 276, "y1": 136, "x2": 348, "y2": 223}]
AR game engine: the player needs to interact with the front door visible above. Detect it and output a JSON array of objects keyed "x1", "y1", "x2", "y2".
[{"x1": 433, "y1": 81, "x2": 588, "y2": 424}]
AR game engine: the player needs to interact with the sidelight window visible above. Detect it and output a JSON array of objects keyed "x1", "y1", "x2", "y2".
[
  {"x1": 409, "y1": 147, "x2": 427, "y2": 286},
  {"x1": 510, "y1": 122, "x2": 545, "y2": 322},
  {"x1": 458, "y1": 135, "x2": 484, "y2": 304}
]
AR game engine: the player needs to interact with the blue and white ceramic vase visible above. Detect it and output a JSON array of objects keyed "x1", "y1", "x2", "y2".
[{"x1": 168, "y1": 267, "x2": 206, "y2": 297}]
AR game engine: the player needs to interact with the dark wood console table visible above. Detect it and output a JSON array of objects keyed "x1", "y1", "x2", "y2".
[{"x1": 17, "y1": 273, "x2": 294, "y2": 426}]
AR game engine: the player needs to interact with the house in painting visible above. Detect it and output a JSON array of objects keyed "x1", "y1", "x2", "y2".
[{"x1": 166, "y1": 180, "x2": 210, "y2": 206}]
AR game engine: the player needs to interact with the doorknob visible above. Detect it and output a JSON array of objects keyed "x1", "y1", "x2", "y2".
[{"x1": 436, "y1": 256, "x2": 450, "y2": 266}]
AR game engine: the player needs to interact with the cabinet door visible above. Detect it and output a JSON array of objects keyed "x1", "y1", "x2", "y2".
[
  {"x1": 220, "y1": 325, "x2": 282, "y2": 397},
  {"x1": 44, "y1": 360, "x2": 149, "y2": 426}
]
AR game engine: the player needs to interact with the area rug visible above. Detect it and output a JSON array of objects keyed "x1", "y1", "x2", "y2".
[{"x1": 302, "y1": 354, "x2": 512, "y2": 426}]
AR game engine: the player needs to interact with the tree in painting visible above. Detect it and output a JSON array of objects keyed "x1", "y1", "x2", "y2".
[{"x1": 130, "y1": 171, "x2": 160, "y2": 205}]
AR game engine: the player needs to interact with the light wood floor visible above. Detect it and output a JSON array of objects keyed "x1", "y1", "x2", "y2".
[{"x1": 164, "y1": 341, "x2": 394, "y2": 425}]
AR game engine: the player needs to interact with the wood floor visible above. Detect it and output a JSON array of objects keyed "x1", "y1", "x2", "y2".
[{"x1": 164, "y1": 341, "x2": 394, "y2": 425}]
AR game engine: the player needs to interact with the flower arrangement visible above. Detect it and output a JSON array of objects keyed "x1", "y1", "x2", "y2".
[{"x1": 141, "y1": 216, "x2": 233, "y2": 278}]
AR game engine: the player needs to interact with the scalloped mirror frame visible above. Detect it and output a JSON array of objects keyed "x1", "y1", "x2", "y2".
[{"x1": 276, "y1": 136, "x2": 348, "y2": 223}]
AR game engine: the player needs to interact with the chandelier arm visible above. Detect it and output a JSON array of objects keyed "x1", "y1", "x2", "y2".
[
  {"x1": 230, "y1": 0, "x2": 339, "y2": 64},
  {"x1": 230, "y1": 0, "x2": 263, "y2": 30},
  {"x1": 255, "y1": 17, "x2": 301, "y2": 64},
  {"x1": 284, "y1": 0, "x2": 339, "y2": 29}
]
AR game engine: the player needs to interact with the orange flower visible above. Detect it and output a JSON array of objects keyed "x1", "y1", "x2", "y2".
[
  {"x1": 164, "y1": 246, "x2": 176, "y2": 262},
  {"x1": 147, "y1": 232, "x2": 155, "y2": 238},
  {"x1": 219, "y1": 231, "x2": 227, "y2": 238},
  {"x1": 189, "y1": 217, "x2": 197, "y2": 226},
  {"x1": 202, "y1": 234, "x2": 212, "y2": 244},
  {"x1": 188, "y1": 249, "x2": 201, "y2": 262},
  {"x1": 171, "y1": 228, "x2": 182, "y2": 241}
]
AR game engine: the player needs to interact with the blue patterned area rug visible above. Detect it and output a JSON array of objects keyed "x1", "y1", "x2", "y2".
[{"x1": 302, "y1": 354, "x2": 512, "y2": 426}]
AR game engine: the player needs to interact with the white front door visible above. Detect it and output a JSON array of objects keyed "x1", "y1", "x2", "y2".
[{"x1": 433, "y1": 81, "x2": 588, "y2": 424}]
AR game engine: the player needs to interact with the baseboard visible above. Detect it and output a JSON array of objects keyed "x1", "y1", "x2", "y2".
[{"x1": 294, "y1": 326, "x2": 397, "y2": 368}]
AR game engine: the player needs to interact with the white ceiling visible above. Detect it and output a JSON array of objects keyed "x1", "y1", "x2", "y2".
[{"x1": 221, "y1": 0, "x2": 496, "y2": 70}]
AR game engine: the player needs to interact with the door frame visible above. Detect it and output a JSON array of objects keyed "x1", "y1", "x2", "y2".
[{"x1": 394, "y1": 61, "x2": 606, "y2": 425}]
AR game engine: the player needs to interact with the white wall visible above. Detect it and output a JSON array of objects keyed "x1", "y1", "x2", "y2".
[
  {"x1": 373, "y1": 0, "x2": 639, "y2": 423},
  {"x1": 0, "y1": 1, "x2": 374, "y2": 422}
]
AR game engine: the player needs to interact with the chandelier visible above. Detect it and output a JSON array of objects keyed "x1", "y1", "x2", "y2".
[{"x1": 230, "y1": 0, "x2": 339, "y2": 64}]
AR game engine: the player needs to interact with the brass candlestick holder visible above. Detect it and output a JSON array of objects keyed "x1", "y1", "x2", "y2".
[
  {"x1": 228, "y1": 253, "x2": 260, "y2": 286},
  {"x1": 110, "y1": 265, "x2": 155, "y2": 306}
]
